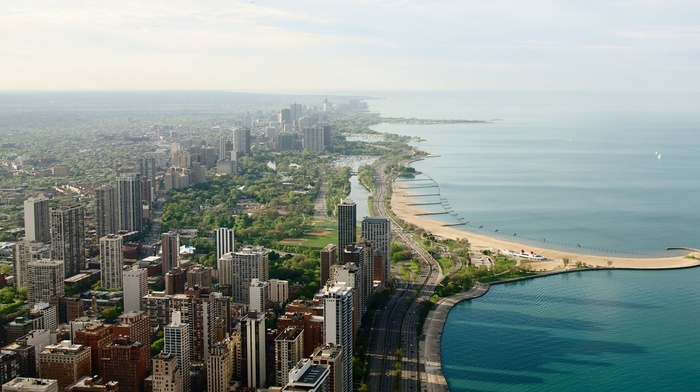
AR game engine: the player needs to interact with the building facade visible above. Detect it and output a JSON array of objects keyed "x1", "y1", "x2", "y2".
[{"x1": 50, "y1": 204, "x2": 85, "y2": 278}]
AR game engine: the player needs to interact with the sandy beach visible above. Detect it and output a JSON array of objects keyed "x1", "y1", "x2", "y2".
[{"x1": 391, "y1": 183, "x2": 700, "y2": 271}]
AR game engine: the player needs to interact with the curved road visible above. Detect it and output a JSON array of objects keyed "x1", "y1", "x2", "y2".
[{"x1": 365, "y1": 159, "x2": 444, "y2": 392}]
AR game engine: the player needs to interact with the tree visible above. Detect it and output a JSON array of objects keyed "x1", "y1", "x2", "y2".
[{"x1": 0, "y1": 287, "x2": 14, "y2": 304}]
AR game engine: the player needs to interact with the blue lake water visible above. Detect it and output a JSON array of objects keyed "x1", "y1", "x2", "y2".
[
  {"x1": 441, "y1": 269, "x2": 700, "y2": 391},
  {"x1": 363, "y1": 91, "x2": 700, "y2": 390}
]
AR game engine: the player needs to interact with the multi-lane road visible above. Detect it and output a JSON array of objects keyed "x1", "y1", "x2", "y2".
[{"x1": 365, "y1": 160, "x2": 444, "y2": 392}]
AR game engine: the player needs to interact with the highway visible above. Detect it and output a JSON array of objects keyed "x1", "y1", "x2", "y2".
[{"x1": 365, "y1": 159, "x2": 444, "y2": 392}]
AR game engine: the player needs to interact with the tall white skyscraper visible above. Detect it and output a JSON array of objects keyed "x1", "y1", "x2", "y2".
[
  {"x1": 99, "y1": 234, "x2": 123, "y2": 290},
  {"x1": 321, "y1": 283, "x2": 353, "y2": 392},
  {"x1": 50, "y1": 203, "x2": 85, "y2": 278},
  {"x1": 302, "y1": 125, "x2": 325, "y2": 153},
  {"x1": 27, "y1": 259, "x2": 65, "y2": 305},
  {"x1": 116, "y1": 173, "x2": 143, "y2": 232},
  {"x1": 24, "y1": 196, "x2": 50, "y2": 243},
  {"x1": 249, "y1": 278, "x2": 269, "y2": 313},
  {"x1": 243, "y1": 311, "x2": 266, "y2": 389},
  {"x1": 218, "y1": 246, "x2": 269, "y2": 305},
  {"x1": 361, "y1": 217, "x2": 392, "y2": 286},
  {"x1": 123, "y1": 265, "x2": 147, "y2": 312},
  {"x1": 95, "y1": 185, "x2": 118, "y2": 239},
  {"x1": 215, "y1": 227, "x2": 235, "y2": 262},
  {"x1": 337, "y1": 199, "x2": 356, "y2": 261},
  {"x1": 14, "y1": 241, "x2": 50, "y2": 290},
  {"x1": 164, "y1": 311, "x2": 191, "y2": 392}
]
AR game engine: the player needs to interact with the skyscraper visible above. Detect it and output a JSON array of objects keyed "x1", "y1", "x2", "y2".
[
  {"x1": 243, "y1": 312, "x2": 266, "y2": 389},
  {"x1": 160, "y1": 231, "x2": 179, "y2": 274},
  {"x1": 336, "y1": 199, "x2": 356, "y2": 261},
  {"x1": 275, "y1": 327, "x2": 305, "y2": 387},
  {"x1": 320, "y1": 244, "x2": 337, "y2": 287},
  {"x1": 206, "y1": 335, "x2": 235, "y2": 392},
  {"x1": 116, "y1": 173, "x2": 142, "y2": 233},
  {"x1": 122, "y1": 266, "x2": 147, "y2": 312},
  {"x1": 139, "y1": 154, "x2": 157, "y2": 202},
  {"x1": 50, "y1": 203, "x2": 85, "y2": 278},
  {"x1": 218, "y1": 136, "x2": 228, "y2": 163},
  {"x1": 95, "y1": 185, "x2": 118, "y2": 240},
  {"x1": 23, "y1": 197, "x2": 50, "y2": 243},
  {"x1": 218, "y1": 246, "x2": 269, "y2": 305},
  {"x1": 249, "y1": 278, "x2": 269, "y2": 313},
  {"x1": 321, "y1": 283, "x2": 353, "y2": 392},
  {"x1": 14, "y1": 241, "x2": 50, "y2": 290},
  {"x1": 311, "y1": 344, "x2": 344, "y2": 392},
  {"x1": 232, "y1": 127, "x2": 251, "y2": 159},
  {"x1": 302, "y1": 126, "x2": 325, "y2": 153},
  {"x1": 215, "y1": 228, "x2": 234, "y2": 262},
  {"x1": 99, "y1": 234, "x2": 123, "y2": 290},
  {"x1": 361, "y1": 217, "x2": 392, "y2": 286},
  {"x1": 27, "y1": 259, "x2": 64, "y2": 304},
  {"x1": 164, "y1": 311, "x2": 190, "y2": 392}
]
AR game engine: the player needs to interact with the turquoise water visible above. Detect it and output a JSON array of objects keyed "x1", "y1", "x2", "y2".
[
  {"x1": 367, "y1": 91, "x2": 700, "y2": 256},
  {"x1": 441, "y1": 269, "x2": 700, "y2": 391}
]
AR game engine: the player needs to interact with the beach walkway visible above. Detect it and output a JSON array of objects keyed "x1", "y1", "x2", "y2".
[{"x1": 421, "y1": 283, "x2": 490, "y2": 392}]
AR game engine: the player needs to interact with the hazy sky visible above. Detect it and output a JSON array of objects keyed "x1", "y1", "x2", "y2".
[{"x1": 2, "y1": 0, "x2": 699, "y2": 92}]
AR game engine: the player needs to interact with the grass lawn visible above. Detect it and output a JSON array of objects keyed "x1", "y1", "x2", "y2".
[{"x1": 291, "y1": 219, "x2": 338, "y2": 249}]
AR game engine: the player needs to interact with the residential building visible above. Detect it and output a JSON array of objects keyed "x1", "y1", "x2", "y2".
[
  {"x1": 99, "y1": 336, "x2": 147, "y2": 392},
  {"x1": 269, "y1": 279, "x2": 289, "y2": 306},
  {"x1": 14, "y1": 242, "x2": 50, "y2": 290},
  {"x1": 361, "y1": 217, "x2": 391, "y2": 286},
  {"x1": 214, "y1": 228, "x2": 234, "y2": 263},
  {"x1": 122, "y1": 266, "x2": 147, "y2": 312},
  {"x1": 218, "y1": 246, "x2": 268, "y2": 305},
  {"x1": 95, "y1": 186, "x2": 118, "y2": 240},
  {"x1": 206, "y1": 335, "x2": 235, "y2": 392},
  {"x1": 116, "y1": 174, "x2": 142, "y2": 233},
  {"x1": 112, "y1": 311, "x2": 151, "y2": 372},
  {"x1": 38, "y1": 341, "x2": 91, "y2": 391},
  {"x1": 336, "y1": 200, "x2": 356, "y2": 262},
  {"x1": 23, "y1": 197, "x2": 50, "y2": 244},
  {"x1": 2, "y1": 377, "x2": 58, "y2": 392},
  {"x1": 160, "y1": 232, "x2": 179, "y2": 274},
  {"x1": 282, "y1": 359, "x2": 330, "y2": 392},
  {"x1": 274, "y1": 328, "x2": 304, "y2": 387},
  {"x1": 151, "y1": 352, "x2": 181, "y2": 392},
  {"x1": 27, "y1": 260, "x2": 64, "y2": 305},
  {"x1": 50, "y1": 204, "x2": 85, "y2": 278},
  {"x1": 99, "y1": 235, "x2": 123, "y2": 290},
  {"x1": 242, "y1": 312, "x2": 266, "y2": 389},
  {"x1": 249, "y1": 279, "x2": 269, "y2": 313},
  {"x1": 311, "y1": 344, "x2": 344, "y2": 392},
  {"x1": 73, "y1": 323, "x2": 112, "y2": 377},
  {"x1": 164, "y1": 311, "x2": 190, "y2": 392},
  {"x1": 320, "y1": 283, "x2": 353, "y2": 392},
  {"x1": 320, "y1": 244, "x2": 337, "y2": 287}
]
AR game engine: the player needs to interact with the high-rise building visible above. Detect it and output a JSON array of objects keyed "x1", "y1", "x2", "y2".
[
  {"x1": 283, "y1": 359, "x2": 330, "y2": 392},
  {"x1": 164, "y1": 311, "x2": 190, "y2": 392},
  {"x1": 186, "y1": 266, "x2": 212, "y2": 290},
  {"x1": 99, "y1": 336, "x2": 147, "y2": 392},
  {"x1": 29, "y1": 303, "x2": 57, "y2": 332},
  {"x1": 279, "y1": 108, "x2": 292, "y2": 127},
  {"x1": 249, "y1": 279, "x2": 269, "y2": 313},
  {"x1": 321, "y1": 283, "x2": 353, "y2": 392},
  {"x1": 112, "y1": 311, "x2": 151, "y2": 373},
  {"x1": 320, "y1": 244, "x2": 337, "y2": 287},
  {"x1": 151, "y1": 352, "x2": 181, "y2": 392},
  {"x1": 269, "y1": 279, "x2": 289, "y2": 306},
  {"x1": 206, "y1": 335, "x2": 235, "y2": 392},
  {"x1": 143, "y1": 292, "x2": 172, "y2": 332},
  {"x1": 218, "y1": 246, "x2": 269, "y2": 305},
  {"x1": 290, "y1": 104, "x2": 303, "y2": 129},
  {"x1": 73, "y1": 323, "x2": 113, "y2": 377},
  {"x1": 27, "y1": 259, "x2": 64, "y2": 305},
  {"x1": 361, "y1": 217, "x2": 391, "y2": 286},
  {"x1": 94, "y1": 186, "x2": 118, "y2": 240},
  {"x1": 242, "y1": 312, "x2": 266, "y2": 389},
  {"x1": 122, "y1": 266, "x2": 147, "y2": 312},
  {"x1": 302, "y1": 126, "x2": 325, "y2": 153},
  {"x1": 160, "y1": 232, "x2": 179, "y2": 274},
  {"x1": 336, "y1": 200, "x2": 356, "y2": 262},
  {"x1": 2, "y1": 377, "x2": 59, "y2": 392},
  {"x1": 339, "y1": 243, "x2": 373, "y2": 332},
  {"x1": 99, "y1": 235, "x2": 123, "y2": 290},
  {"x1": 164, "y1": 268, "x2": 185, "y2": 295},
  {"x1": 0, "y1": 351, "x2": 20, "y2": 386},
  {"x1": 139, "y1": 155, "x2": 157, "y2": 202},
  {"x1": 39, "y1": 341, "x2": 91, "y2": 391},
  {"x1": 232, "y1": 128, "x2": 251, "y2": 159},
  {"x1": 274, "y1": 327, "x2": 305, "y2": 387},
  {"x1": 116, "y1": 174, "x2": 142, "y2": 233},
  {"x1": 14, "y1": 241, "x2": 50, "y2": 290},
  {"x1": 50, "y1": 204, "x2": 85, "y2": 278},
  {"x1": 4, "y1": 329, "x2": 51, "y2": 378},
  {"x1": 218, "y1": 136, "x2": 228, "y2": 163},
  {"x1": 214, "y1": 228, "x2": 234, "y2": 263},
  {"x1": 311, "y1": 344, "x2": 344, "y2": 392},
  {"x1": 23, "y1": 197, "x2": 50, "y2": 244}
]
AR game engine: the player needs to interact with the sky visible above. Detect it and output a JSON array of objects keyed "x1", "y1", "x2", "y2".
[{"x1": 2, "y1": 0, "x2": 699, "y2": 92}]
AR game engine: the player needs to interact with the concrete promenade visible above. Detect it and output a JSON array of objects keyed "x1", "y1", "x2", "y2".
[{"x1": 421, "y1": 283, "x2": 490, "y2": 392}]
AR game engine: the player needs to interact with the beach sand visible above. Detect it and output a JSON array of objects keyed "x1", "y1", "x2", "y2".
[{"x1": 391, "y1": 184, "x2": 700, "y2": 271}]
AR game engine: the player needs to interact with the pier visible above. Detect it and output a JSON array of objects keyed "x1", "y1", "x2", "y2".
[
  {"x1": 416, "y1": 211, "x2": 450, "y2": 216},
  {"x1": 408, "y1": 202, "x2": 443, "y2": 206}
]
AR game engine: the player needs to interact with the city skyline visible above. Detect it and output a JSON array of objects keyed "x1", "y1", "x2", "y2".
[{"x1": 2, "y1": 1, "x2": 699, "y2": 92}]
